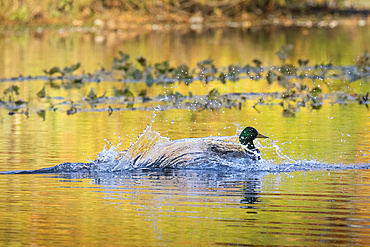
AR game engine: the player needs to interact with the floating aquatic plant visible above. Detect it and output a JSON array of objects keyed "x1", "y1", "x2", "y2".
[
  {"x1": 207, "y1": 88, "x2": 220, "y2": 101},
  {"x1": 145, "y1": 73, "x2": 155, "y2": 87},
  {"x1": 197, "y1": 58, "x2": 217, "y2": 83},
  {"x1": 2, "y1": 48, "x2": 370, "y2": 118},
  {"x1": 138, "y1": 89, "x2": 151, "y2": 103},
  {"x1": 113, "y1": 51, "x2": 130, "y2": 70},
  {"x1": 1, "y1": 85, "x2": 28, "y2": 111},
  {"x1": 62, "y1": 63, "x2": 81, "y2": 76},
  {"x1": 276, "y1": 44, "x2": 294, "y2": 64},
  {"x1": 108, "y1": 106, "x2": 113, "y2": 116},
  {"x1": 253, "y1": 58, "x2": 262, "y2": 68},
  {"x1": 218, "y1": 72, "x2": 226, "y2": 84},
  {"x1": 8, "y1": 108, "x2": 29, "y2": 118},
  {"x1": 43, "y1": 67, "x2": 61, "y2": 79},
  {"x1": 43, "y1": 63, "x2": 81, "y2": 83},
  {"x1": 36, "y1": 86, "x2": 46, "y2": 99},
  {"x1": 86, "y1": 87, "x2": 97, "y2": 101},
  {"x1": 3, "y1": 49, "x2": 369, "y2": 86},
  {"x1": 175, "y1": 64, "x2": 193, "y2": 84},
  {"x1": 3, "y1": 85, "x2": 19, "y2": 96},
  {"x1": 66, "y1": 106, "x2": 77, "y2": 115},
  {"x1": 113, "y1": 51, "x2": 142, "y2": 80},
  {"x1": 36, "y1": 109, "x2": 46, "y2": 121},
  {"x1": 85, "y1": 87, "x2": 106, "y2": 103},
  {"x1": 298, "y1": 59, "x2": 309, "y2": 67},
  {"x1": 228, "y1": 64, "x2": 241, "y2": 82},
  {"x1": 282, "y1": 105, "x2": 297, "y2": 118},
  {"x1": 113, "y1": 87, "x2": 134, "y2": 102},
  {"x1": 357, "y1": 92, "x2": 369, "y2": 109},
  {"x1": 356, "y1": 51, "x2": 370, "y2": 72},
  {"x1": 266, "y1": 70, "x2": 275, "y2": 84},
  {"x1": 136, "y1": 56, "x2": 147, "y2": 68},
  {"x1": 358, "y1": 92, "x2": 369, "y2": 104}
]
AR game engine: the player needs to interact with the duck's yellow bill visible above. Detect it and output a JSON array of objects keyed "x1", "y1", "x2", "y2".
[{"x1": 257, "y1": 133, "x2": 269, "y2": 138}]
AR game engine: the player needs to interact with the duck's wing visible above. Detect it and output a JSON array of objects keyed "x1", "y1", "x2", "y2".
[
  {"x1": 206, "y1": 140, "x2": 247, "y2": 158},
  {"x1": 141, "y1": 138, "x2": 251, "y2": 168},
  {"x1": 117, "y1": 137, "x2": 257, "y2": 169}
]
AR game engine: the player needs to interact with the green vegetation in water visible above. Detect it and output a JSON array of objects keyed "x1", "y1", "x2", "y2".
[
  {"x1": 0, "y1": 48, "x2": 369, "y2": 119},
  {"x1": 0, "y1": 85, "x2": 29, "y2": 117},
  {"x1": 24, "y1": 48, "x2": 368, "y2": 86},
  {"x1": 43, "y1": 63, "x2": 81, "y2": 81}
]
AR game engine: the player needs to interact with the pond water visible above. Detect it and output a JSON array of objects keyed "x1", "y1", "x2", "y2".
[{"x1": 0, "y1": 26, "x2": 370, "y2": 246}]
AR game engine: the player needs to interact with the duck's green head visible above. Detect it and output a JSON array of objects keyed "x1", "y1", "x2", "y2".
[{"x1": 239, "y1": 127, "x2": 268, "y2": 149}]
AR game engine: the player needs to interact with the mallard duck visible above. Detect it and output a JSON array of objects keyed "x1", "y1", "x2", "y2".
[
  {"x1": 239, "y1": 127, "x2": 268, "y2": 160},
  {"x1": 114, "y1": 126, "x2": 269, "y2": 169}
]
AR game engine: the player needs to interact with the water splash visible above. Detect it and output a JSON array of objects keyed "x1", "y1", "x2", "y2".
[
  {"x1": 268, "y1": 139, "x2": 296, "y2": 163},
  {"x1": 2, "y1": 125, "x2": 370, "y2": 175},
  {"x1": 150, "y1": 104, "x2": 164, "y2": 127},
  {"x1": 112, "y1": 125, "x2": 170, "y2": 170}
]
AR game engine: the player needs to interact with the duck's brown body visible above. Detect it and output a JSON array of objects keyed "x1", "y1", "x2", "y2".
[{"x1": 115, "y1": 136, "x2": 262, "y2": 169}]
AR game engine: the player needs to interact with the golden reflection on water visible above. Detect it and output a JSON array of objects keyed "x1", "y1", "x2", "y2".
[
  {"x1": 2, "y1": 170, "x2": 370, "y2": 246},
  {"x1": 1, "y1": 26, "x2": 370, "y2": 246}
]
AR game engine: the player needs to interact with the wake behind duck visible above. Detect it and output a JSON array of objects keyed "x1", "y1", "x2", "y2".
[
  {"x1": 1, "y1": 126, "x2": 270, "y2": 174},
  {"x1": 1, "y1": 126, "x2": 370, "y2": 175}
]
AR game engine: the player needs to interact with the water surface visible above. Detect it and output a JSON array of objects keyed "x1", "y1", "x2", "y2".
[{"x1": 0, "y1": 26, "x2": 370, "y2": 246}]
